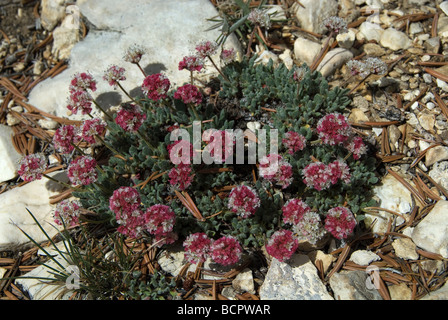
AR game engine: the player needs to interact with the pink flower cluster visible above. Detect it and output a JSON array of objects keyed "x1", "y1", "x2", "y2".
[
  {"x1": 210, "y1": 236, "x2": 242, "y2": 266},
  {"x1": 317, "y1": 113, "x2": 367, "y2": 159},
  {"x1": 144, "y1": 204, "x2": 177, "y2": 245},
  {"x1": 167, "y1": 140, "x2": 195, "y2": 165},
  {"x1": 247, "y1": 8, "x2": 271, "y2": 29},
  {"x1": 18, "y1": 153, "x2": 48, "y2": 182},
  {"x1": 204, "y1": 129, "x2": 234, "y2": 163},
  {"x1": 67, "y1": 89, "x2": 93, "y2": 115},
  {"x1": 322, "y1": 16, "x2": 348, "y2": 34},
  {"x1": 141, "y1": 73, "x2": 171, "y2": 101},
  {"x1": 282, "y1": 198, "x2": 311, "y2": 225},
  {"x1": 220, "y1": 48, "x2": 236, "y2": 64},
  {"x1": 103, "y1": 65, "x2": 126, "y2": 87},
  {"x1": 195, "y1": 40, "x2": 218, "y2": 59},
  {"x1": 53, "y1": 124, "x2": 80, "y2": 154},
  {"x1": 183, "y1": 232, "x2": 212, "y2": 264},
  {"x1": 81, "y1": 118, "x2": 106, "y2": 145},
  {"x1": 302, "y1": 159, "x2": 351, "y2": 191},
  {"x1": 67, "y1": 155, "x2": 98, "y2": 186},
  {"x1": 265, "y1": 229, "x2": 298, "y2": 262},
  {"x1": 282, "y1": 131, "x2": 306, "y2": 155},
  {"x1": 69, "y1": 72, "x2": 97, "y2": 93},
  {"x1": 124, "y1": 44, "x2": 145, "y2": 64},
  {"x1": 324, "y1": 207, "x2": 356, "y2": 240},
  {"x1": 53, "y1": 199, "x2": 82, "y2": 228},
  {"x1": 168, "y1": 163, "x2": 194, "y2": 191},
  {"x1": 259, "y1": 154, "x2": 293, "y2": 189},
  {"x1": 115, "y1": 104, "x2": 147, "y2": 132},
  {"x1": 178, "y1": 55, "x2": 204, "y2": 72},
  {"x1": 109, "y1": 186, "x2": 143, "y2": 237},
  {"x1": 227, "y1": 185, "x2": 260, "y2": 218},
  {"x1": 173, "y1": 83, "x2": 202, "y2": 106},
  {"x1": 292, "y1": 211, "x2": 326, "y2": 245}
]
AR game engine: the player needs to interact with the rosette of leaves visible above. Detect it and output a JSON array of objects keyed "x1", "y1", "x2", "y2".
[{"x1": 126, "y1": 270, "x2": 177, "y2": 300}]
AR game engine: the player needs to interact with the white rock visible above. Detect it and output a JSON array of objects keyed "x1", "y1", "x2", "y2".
[
  {"x1": 426, "y1": 146, "x2": 448, "y2": 167},
  {"x1": 264, "y1": 5, "x2": 287, "y2": 21},
  {"x1": 380, "y1": 28, "x2": 412, "y2": 51},
  {"x1": 0, "y1": 124, "x2": 22, "y2": 183},
  {"x1": 440, "y1": 1, "x2": 448, "y2": 17},
  {"x1": 51, "y1": 14, "x2": 81, "y2": 60},
  {"x1": 437, "y1": 79, "x2": 448, "y2": 92},
  {"x1": 358, "y1": 21, "x2": 384, "y2": 42},
  {"x1": 293, "y1": 0, "x2": 339, "y2": 34},
  {"x1": 392, "y1": 237, "x2": 419, "y2": 260},
  {"x1": 367, "y1": 173, "x2": 413, "y2": 233},
  {"x1": 429, "y1": 161, "x2": 448, "y2": 191},
  {"x1": 259, "y1": 254, "x2": 333, "y2": 300},
  {"x1": 40, "y1": 0, "x2": 68, "y2": 31},
  {"x1": 278, "y1": 49, "x2": 294, "y2": 70},
  {"x1": 0, "y1": 171, "x2": 67, "y2": 251},
  {"x1": 420, "y1": 280, "x2": 448, "y2": 300},
  {"x1": 412, "y1": 200, "x2": 448, "y2": 258},
  {"x1": 293, "y1": 37, "x2": 321, "y2": 66},
  {"x1": 232, "y1": 268, "x2": 255, "y2": 294},
  {"x1": 316, "y1": 48, "x2": 353, "y2": 77},
  {"x1": 417, "y1": 111, "x2": 435, "y2": 132},
  {"x1": 329, "y1": 270, "x2": 383, "y2": 300},
  {"x1": 27, "y1": 0, "x2": 241, "y2": 121},
  {"x1": 336, "y1": 29, "x2": 356, "y2": 49},
  {"x1": 349, "y1": 250, "x2": 381, "y2": 266}
]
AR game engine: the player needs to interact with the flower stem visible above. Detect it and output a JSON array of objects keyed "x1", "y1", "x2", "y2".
[
  {"x1": 136, "y1": 130, "x2": 156, "y2": 152},
  {"x1": 136, "y1": 63, "x2": 147, "y2": 77},
  {"x1": 117, "y1": 81, "x2": 140, "y2": 106},
  {"x1": 310, "y1": 31, "x2": 334, "y2": 72},
  {"x1": 43, "y1": 173, "x2": 72, "y2": 189},
  {"x1": 207, "y1": 55, "x2": 230, "y2": 83},
  {"x1": 95, "y1": 134, "x2": 125, "y2": 158},
  {"x1": 92, "y1": 99, "x2": 113, "y2": 121}
]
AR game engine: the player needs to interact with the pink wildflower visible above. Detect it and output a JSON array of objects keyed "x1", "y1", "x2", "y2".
[
  {"x1": 168, "y1": 163, "x2": 194, "y2": 191},
  {"x1": 292, "y1": 211, "x2": 326, "y2": 245},
  {"x1": 141, "y1": 73, "x2": 171, "y2": 101},
  {"x1": 173, "y1": 83, "x2": 203, "y2": 106},
  {"x1": 183, "y1": 232, "x2": 212, "y2": 264},
  {"x1": 144, "y1": 204, "x2": 176, "y2": 237},
  {"x1": 265, "y1": 229, "x2": 298, "y2": 262},
  {"x1": 210, "y1": 236, "x2": 242, "y2": 266},
  {"x1": 327, "y1": 159, "x2": 351, "y2": 185},
  {"x1": 259, "y1": 154, "x2": 293, "y2": 189},
  {"x1": 67, "y1": 89, "x2": 93, "y2": 115},
  {"x1": 18, "y1": 153, "x2": 48, "y2": 182},
  {"x1": 123, "y1": 44, "x2": 145, "y2": 64},
  {"x1": 322, "y1": 16, "x2": 348, "y2": 34},
  {"x1": 227, "y1": 185, "x2": 261, "y2": 218},
  {"x1": 204, "y1": 129, "x2": 234, "y2": 163},
  {"x1": 324, "y1": 207, "x2": 357, "y2": 240},
  {"x1": 167, "y1": 140, "x2": 195, "y2": 165},
  {"x1": 103, "y1": 65, "x2": 126, "y2": 87},
  {"x1": 53, "y1": 199, "x2": 82, "y2": 228},
  {"x1": 195, "y1": 40, "x2": 218, "y2": 59},
  {"x1": 109, "y1": 186, "x2": 145, "y2": 237},
  {"x1": 178, "y1": 55, "x2": 204, "y2": 72},
  {"x1": 81, "y1": 118, "x2": 106, "y2": 144},
  {"x1": 282, "y1": 198, "x2": 310, "y2": 225},
  {"x1": 283, "y1": 131, "x2": 306, "y2": 155},
  {"x1": 248, "y1": 8, "x2": 271, "y2": 29},
  {"x1": 302, "y1": 162, "x2": 331, "y2": 191},
  {"x1": 67, "y1": 156, "x2": 98, "y2": 186},
  {"x1": 220, "y1": 48, "x2": 236, "y2": 64},
  {"x1": 344, "y1": 136, "x2": 367, "y2": 160},
  {"x1": 115, "y1": 103, "x2": 146, "y2": 132},
  {"x1": 53, "y1": 124, "x2": 80, "y2": 154},
  {"x1": 316, "y1": 113, "x2": 352, "y2": 146},
  {"x1": 69, "y1": 72, "x2": 97, "y2": 92}
]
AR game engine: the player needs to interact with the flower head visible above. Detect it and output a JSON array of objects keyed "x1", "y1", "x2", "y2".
[
  {"x1": 204, "y1": 129, "x2": 235, "y2": 163},
  {"x1": 282, "y1": 198, "x2": 310, "y2": 225},
  {"x1": 67, "y1": 89, "x2": 93, "y2": 115},
  {"x1": 124, "y1": 44, "x2": 145, "y2": 64},
  {"x1": 293, "y1": 66, "x2": 306, "y2": 82},
  {"x1": 183, "y1": 232, "x2": 212, "y2": 264},
  {"x1": 316, "y1": 113, "x2": 352, "y2": 146},
  {"x1": 144, "y1": 204, "x2": 176, "y2": 237},
  {"x1": 265, "y1": 229, "x2": 298, "y2": 262},
  {"x1": 168, "y1": 163, "x2": 194, "y2": 191},
  {"x1": 220, "y1": 48, "x2": 236, "y2": 64},
  {"x1": 344, "y1": 136, "x2": 367, "y2": 160},
  {"x1": 141, "y1": 73, "x2": 171, "y2": 101},
  {"x1": 346, "y1": 59, "x2": 370, "y2": 78},
  {"x1": 18, "y1": 153, "x2": 48, "y2": 182},
  {"x1": 103, "y1": 65, "x2": 126, "y2": 87},
  {"x1": 259, "y1": 154, "x2": 293, "y2": 189},
  {"x1": 173, "y1": 83, "x2": 202, "y2": 106},
  {"x1": 53, "y1": 199, "x2": 82, "y2": 228},
  {"x1": 322, "y1": 16, "x2": 348, "y2": 34},
  {"x1": 195, "y1": 40, "x2": 218, "y2": 59},
  {"x1": 115, "y1": 103, "x2": 146, "y2": 132},
  {"x1": 324, "y1": 207, "x2": 356, "y2": 240},
  {"x1": 69, "y1": 72, "x2": 97, "y2": 92},
  {"x1": 228, "y1": 185, "x2": 261, "y2": 218},
  {"x1": 210, "y1": 236, "x2": 242, "y2": 266},
  {"x1": 53, "y1": 124, "x2": 80, "y2": 154},
  {"x1": 81, "y1": 118, "x2": 106, "y2": 144},
  {"x1": 178, "y1": 55, "x2": 204, "y2": 72},
  {"x1": 167, "y1": 139, "x2": 195, "y2": 165},
  {"x1": 67, "y1": 156, "x2": 98, "y2": 186},
  {"x1": 293, "y1": 211, "x2": 326, "y2": 245},
  {"x1": 302, "y1": 162, "x2": 331, "y2": 191},
  {"x1": 248, "y1": 8, "x2": 271, "y2": 29},
  {"x1": 283, "y1": 131, "x2": 307, "y2": 155},
  {"x1": 109, "y1": 186, "x2": 145, "y2": 237},
  {"x1": 327, "y1": 159, "x2": 351, "y2": 185},
  {"x1": 364, "y1": 57, "x2": 388, "y2": 76}
]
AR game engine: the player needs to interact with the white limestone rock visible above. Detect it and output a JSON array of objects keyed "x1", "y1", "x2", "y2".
[
  {"x1": 316, "y1": 48, "x2": 353, "y2": 78},
  {"x1": 349, "y1": 250, "x2": 381, "y2": 266},
  {"x1": 51, "y1": 14, "x2": 81, "y2": 60},
  {"x1": 329, "y1": 270, "x2": 383, "y2": 300},
  {"x1": 411, "y1": 200, "x2": 448, "y2": 258},
  {"x1": 259, "y1": 254, "x2": 333, "y2": 300},
  {"x1": 40, "y1": 0, "x2": 68, "y2": 31},
  {"x1": 292, "y1": 0, "x2": 339, "y2": 34},
  {"x1": 380, "y1": 28, "x2": 412, "y2": 51},
  {"x1": 293, "y1": 37, "x2": 321, "y2": 66},
  {"x1": 0, "y1": 124, "x2": 22, "y2": 183}
]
